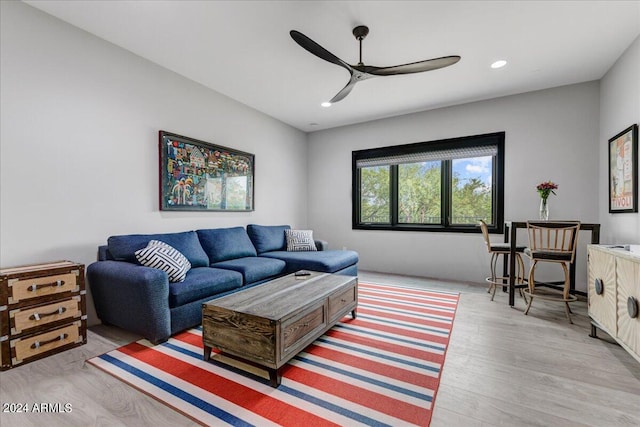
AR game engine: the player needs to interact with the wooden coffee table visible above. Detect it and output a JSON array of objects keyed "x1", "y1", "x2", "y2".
[{"x1": 202, "y1": 271, "x2": 357, "y2": 387}]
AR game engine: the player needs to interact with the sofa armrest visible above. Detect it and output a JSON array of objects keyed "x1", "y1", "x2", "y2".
[
  {"x1": 97, "y1": 245, "x2": 112, "y2": 261},
  {"x1": 314, "y1": 239, "x2": 329, "y2": 251},
  {"x1": 87, "y1": 260, "x2": 171, "y2": 343}
]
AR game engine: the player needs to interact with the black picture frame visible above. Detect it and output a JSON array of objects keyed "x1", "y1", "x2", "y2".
[
  {"x1": 159, "y1": 131, "x2": 254, "y2": 211},
  {"x1": 608, "y1": 124, "x2": 638, "y2": 213}
]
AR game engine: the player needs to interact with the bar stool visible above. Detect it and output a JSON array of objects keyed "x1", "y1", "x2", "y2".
[
  {"x1": 479, "y1": 220, "x2": 528, "y2": 301},
  {"x1": 523, "y1": 221, "x2": 580, "y2": 323}
]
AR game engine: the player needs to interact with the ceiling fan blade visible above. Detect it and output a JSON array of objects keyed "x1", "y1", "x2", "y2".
[
  {"x1": 362, "y1": 55, "x2": 461, "y2": 76},
  {"x1": 290, "y1": 30, "x2": 352, "y2": 72},
  {"x1": 329, "y1": 75, "x2": 359, "y2": 103}
]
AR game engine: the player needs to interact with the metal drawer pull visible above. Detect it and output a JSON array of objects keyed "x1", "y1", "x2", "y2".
[
  {"x1": 31, "y1": 333, "x2": 68, "y2": 349},
  {"x1": 628, "y1": 297, "x2": 639, "y2": 319},
  {"x1": 29, "y1": 307, "x2": 67, "y2": 321},
  {"x1": 29, "y1": 280, "x2": 65, "y2": 292},
  {"x1": 594, "y1": 278, "x2": 604, "y2": 295}
]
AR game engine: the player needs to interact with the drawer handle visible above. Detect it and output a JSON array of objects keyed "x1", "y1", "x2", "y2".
[
  {"x1": 628, "y1": 297, "x2": 639, "y2": 319},
  {"x1": 29, "y1": 280, "x2": 65, "y2": 292},
  {"x1": 29, "y1": 307, "x2": 67, "y2": 321},
  {"x1": 341, "y1": 298, "x2": 347, "y2": 303},
  {"x1": 30, "y1": 333, "x2": 68, "y2": 350},
  {"x1": 594, "y1": 278, "x2": 604, "y2": 295}
]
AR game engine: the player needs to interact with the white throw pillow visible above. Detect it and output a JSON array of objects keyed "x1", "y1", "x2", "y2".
[
  {"x1": 135, "y1": 240, "x2": 191, "y2": 282},
  {"x1": 285, "y1": 229, "x2": 317, "y2": 252}
]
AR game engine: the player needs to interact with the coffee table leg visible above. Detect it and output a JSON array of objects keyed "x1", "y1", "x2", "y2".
[
  {"x1": 203, "y1": 345, "x2": 211, "y2": 361},
  {"x1": 268, "y1": 368, "x2": 281, "y2": 387},
  {"x1": 351, "y1": 309, "x2": 357, "y2": 319}
]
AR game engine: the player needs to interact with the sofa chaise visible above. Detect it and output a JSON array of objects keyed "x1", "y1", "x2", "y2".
[{"x1": 87, "y1": 224, "x2": 358, "y2": 343}]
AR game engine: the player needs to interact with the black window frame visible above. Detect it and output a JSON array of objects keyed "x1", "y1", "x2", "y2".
[{"x1": 352, "y1": 132, "x2": 505, "y2": 234}]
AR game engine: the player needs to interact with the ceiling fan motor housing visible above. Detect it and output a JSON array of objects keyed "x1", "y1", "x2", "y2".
[{"x1": 352, "y1": 25, "x2": 369, "y2": 40}]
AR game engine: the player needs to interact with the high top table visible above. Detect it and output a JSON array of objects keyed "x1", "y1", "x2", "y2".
[{"x1": 503, "y1": 221, "x2": 601, "y2": 307}]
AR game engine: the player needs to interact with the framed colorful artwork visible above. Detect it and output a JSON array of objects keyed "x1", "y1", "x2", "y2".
[
  {"x1": 159, "y1": 131, "x2": 254, "y2": 211},
  {"x1": 608, "y1": 124, "x2": 638, "y2": 213}
]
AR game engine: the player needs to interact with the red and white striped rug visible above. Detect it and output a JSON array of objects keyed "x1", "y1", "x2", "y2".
[{"x1": 88, "y1": 282, "x2": 459, "y2": 426}]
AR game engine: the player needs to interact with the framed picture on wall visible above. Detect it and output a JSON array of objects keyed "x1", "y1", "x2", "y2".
[
  {"x1": 608, "y1": 124, "x2": 638, "y2": 213},
  {"x1": 159, "y1": 131, "x2": 255, "y2": 211}
]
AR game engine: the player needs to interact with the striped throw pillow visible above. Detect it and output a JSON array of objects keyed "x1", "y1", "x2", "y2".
[
  {"x1": 285, "y1": 229, "x2": 317, "y2": 252},
  {"x1": 135, "y1": 240, "x2": 191, "y2": 282}
]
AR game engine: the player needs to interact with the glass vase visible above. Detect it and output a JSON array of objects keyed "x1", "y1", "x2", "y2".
[{"x1": 539, "y1": 198, "x2": 549, "y2": 221}]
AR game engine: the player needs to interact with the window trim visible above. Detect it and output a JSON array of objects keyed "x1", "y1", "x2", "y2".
[{"x1": 352, "y1": 132, "x2": 505, "y2": 234}]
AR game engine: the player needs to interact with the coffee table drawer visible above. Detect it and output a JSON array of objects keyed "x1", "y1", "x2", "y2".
[
  {"x1": 282, "y1": 302, "x2": 326, "y2": 357},
  {"x1": 202, "y1": 309, "x2": 276, "y2": 365},
  {"x1": 329, "y1": 285, "x2": 357, "y2": 322}
]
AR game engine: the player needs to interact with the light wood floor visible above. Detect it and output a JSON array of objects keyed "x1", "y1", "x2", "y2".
[{"x1": 1, "y1": 271, "x2": 639, "y2": 426}]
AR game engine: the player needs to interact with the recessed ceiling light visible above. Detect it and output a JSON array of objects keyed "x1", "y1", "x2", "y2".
[
  {"x1": 321, "y1": 102, "x2": 332, "y2": 108},
  {"x1": 491, "y1": 60, "x2": 507, "y2": 69}
]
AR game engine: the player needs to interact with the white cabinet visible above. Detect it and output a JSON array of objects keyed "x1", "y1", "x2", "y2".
[{"x1": 588, "y1": 245, "x2": 640, "y2": 364}]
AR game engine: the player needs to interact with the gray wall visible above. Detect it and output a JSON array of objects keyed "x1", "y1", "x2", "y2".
[
  {"x1": 599, "y1": 35, "x2": 640, "y2": 243},
  {"x1": 2, "y1": 1, "x2": 637, "y2": 313},
  {"x1": 0, "y1": 1, "x2": 308, "y2": 325},
  {"x1": 308, "y1": 82, "x2": 601, "y2": 290}
]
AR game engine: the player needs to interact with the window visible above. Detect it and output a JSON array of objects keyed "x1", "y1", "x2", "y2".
[{"x1": 353, "y1": 132, "x2": 505, "y2": 233}]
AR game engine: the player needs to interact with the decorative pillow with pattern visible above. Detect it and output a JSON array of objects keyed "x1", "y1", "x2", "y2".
[
  {"x1": 135, "y1": 240, "x2": 191, "y2": 282},
  {"x1": 285, "y1": 229, "x2": 317, "y2": 252}
]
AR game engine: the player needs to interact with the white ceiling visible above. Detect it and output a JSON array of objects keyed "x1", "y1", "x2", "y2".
[{"x1": 25, "y1": 1, "x2": 640, "y2": 132}]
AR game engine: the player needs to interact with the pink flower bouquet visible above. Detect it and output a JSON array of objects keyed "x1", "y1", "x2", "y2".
[{"x1": 536, "y1": 181, "x2": 558, "y2": 200}]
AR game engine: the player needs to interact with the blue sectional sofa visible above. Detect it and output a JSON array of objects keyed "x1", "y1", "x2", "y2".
[{"x1": 87, "y1": 224, "x2": 358, "y2": 343}]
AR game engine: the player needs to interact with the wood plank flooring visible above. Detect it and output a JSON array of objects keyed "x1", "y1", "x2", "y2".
[{"x1": 1, "y1": 271, "x2": 638, "y2": 426}]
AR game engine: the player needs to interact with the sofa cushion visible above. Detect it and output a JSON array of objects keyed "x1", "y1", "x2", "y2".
[
  {"x1": 212, "y1": 257, "x2": 286, "y2": 285},
  {"x1": 135, "y1": 240, "x2": 191, "y2": 282},
  {"x1": 108, "y1": 231, "x2": 209, "y2": 268},
  {"x1": 285, "y1": 229, "x2": 317, "y2": 252},
  {"x1": 260, "y1": 250, "x2": 359, "y2": 274},
  {"x1": 168, "y1": 267, "x2": 242, "y2": 308},
  {"x1": 247, "y1": 224, "x2": 290, "y2": 254},
  {"x1": 197, "y1": 227, "x2": 257, "y2": 263}
]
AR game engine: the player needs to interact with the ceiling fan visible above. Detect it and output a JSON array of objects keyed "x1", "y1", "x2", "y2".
[{"x1": 290, "y1": 25, "x2": 461, "y2": 104}]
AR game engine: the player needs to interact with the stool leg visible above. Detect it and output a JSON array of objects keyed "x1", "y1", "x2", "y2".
[
  {"x1": 524, "y1": 262, "x2": 536, "y2": 315},
  {"x1": 516, "y1": 254, "x2": 527, "y2": 304},
  {"x1": 561, "y1": 263, "x2": 573, "y2": 324},
  {"x1": 489, "y1": 253, "x2": 498, "y2": 300},
  {"x1": 564, "y1": 302, "x2": 573, "y2": 324},
  {"x1": 527, "y1": 261, "x2": 537, "y2": 294},
  {"x1": 487, "y1": 252, "x2": 496, "y2": 294},
  {"x1": 524, "y1": 295, "x2": 533, "y2": 315}
]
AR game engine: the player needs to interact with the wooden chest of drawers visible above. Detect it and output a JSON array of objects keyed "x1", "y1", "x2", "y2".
[{"x1": 0, "y1": 261, "x2": 87, "y2": 370}]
